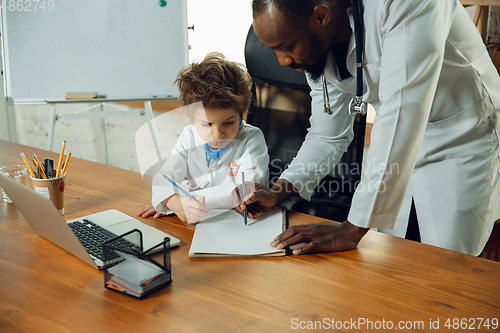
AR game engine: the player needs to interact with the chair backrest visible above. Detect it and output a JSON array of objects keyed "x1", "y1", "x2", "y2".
[
  {"x1": 244, "y1": 25, "x2": 366, "y2": 212},
  {"x1": 244, "y1": 26, "x2": 310, "y2": 91}
]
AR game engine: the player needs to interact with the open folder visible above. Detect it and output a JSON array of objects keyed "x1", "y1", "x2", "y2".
[{"x1": 189, "y1": 208, "x2": 288, "y2": 257}]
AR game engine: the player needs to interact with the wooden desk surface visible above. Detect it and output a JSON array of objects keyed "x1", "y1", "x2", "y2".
[
  {"x1": 0, "y1": 140, "x2": 499, "y2": 332},
  {"x1": 460, "y1": 0, "x2": 500, "y2": 6}
]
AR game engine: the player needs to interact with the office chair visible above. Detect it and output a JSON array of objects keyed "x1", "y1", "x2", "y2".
[{"x1": 244, "y1": 25, "x2": 366, "y2": 222}]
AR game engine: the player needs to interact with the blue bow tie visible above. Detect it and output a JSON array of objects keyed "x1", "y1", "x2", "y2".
[{"x1": 204, "y1": 143, "x2": 228, "y2": 166}]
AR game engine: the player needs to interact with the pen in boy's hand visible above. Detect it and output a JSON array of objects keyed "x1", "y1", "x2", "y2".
[{"x1": 162, "y1": 174, "x2": 211, "y2": 215}]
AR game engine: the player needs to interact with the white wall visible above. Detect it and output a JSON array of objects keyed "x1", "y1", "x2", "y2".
[{"x1": 187, "y1": 0, "x2": 252, "y2": 64}]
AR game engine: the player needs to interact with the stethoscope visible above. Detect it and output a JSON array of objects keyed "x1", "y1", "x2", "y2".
[{"x1": 323, "y1": 0, "x2": 367, "y2": 117}]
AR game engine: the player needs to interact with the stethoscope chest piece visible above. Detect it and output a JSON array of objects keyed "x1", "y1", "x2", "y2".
[{"x1": 349, "y1": 96, "x2": 367, "y2": 116}]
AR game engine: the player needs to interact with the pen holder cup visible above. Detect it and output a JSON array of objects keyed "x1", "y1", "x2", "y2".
[
  {"x1": 102, "y1": 229, "x2": 172, "y2": 300},
  {"x1": 30, "y1": 175, "x2": 66, "y2": 215}
]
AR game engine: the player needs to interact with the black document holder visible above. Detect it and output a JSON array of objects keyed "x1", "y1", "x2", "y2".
[{"x1": 102, "y1": 229, "x2": 172, "y2": 299}]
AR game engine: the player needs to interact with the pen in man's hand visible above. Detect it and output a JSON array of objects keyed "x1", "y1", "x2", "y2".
[{"x1": 242, "y1": 171, "x2": 247, "y2": 225}]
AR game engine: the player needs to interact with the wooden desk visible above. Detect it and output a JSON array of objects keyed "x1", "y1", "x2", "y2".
[
  {"x1": 461, "y1": 0, "x2": 500, "y2": 6},
  {"x1": 0, "y1": 140, "x2": 499, "y2": 332}
]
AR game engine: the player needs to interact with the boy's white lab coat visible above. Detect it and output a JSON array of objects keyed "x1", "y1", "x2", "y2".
[
  {"x1": 280, "y1": 0, "x2": 500, "y2": 255},
  {"x1": 152, "y1": 121, "x2": 269, "y2": 214}
]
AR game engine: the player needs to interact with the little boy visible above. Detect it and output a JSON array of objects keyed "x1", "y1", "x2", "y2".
[{"x1": 138, "y1": 52, "x2": 269, "y2": 223}]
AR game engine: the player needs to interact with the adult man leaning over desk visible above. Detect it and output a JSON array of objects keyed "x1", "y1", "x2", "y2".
[{"x1": 239, "y1": 0, "x2": 500, "y2": 256}]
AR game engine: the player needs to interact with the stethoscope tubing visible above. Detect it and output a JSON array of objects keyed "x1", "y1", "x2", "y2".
[
  {"x1": 352, "y1": 0, "x2": 364, "y2": 99},
  {"x1": 324, "y1": 0, "x2": 367, "y2": 116}
]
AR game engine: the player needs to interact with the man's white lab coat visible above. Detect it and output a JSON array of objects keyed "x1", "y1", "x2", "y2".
[
  {"x1": 280, "y1": 0, "x2": 500, "y2": 255},
  {"x1": 152, "y1": 121, "x2": 269, "y2": 214}
]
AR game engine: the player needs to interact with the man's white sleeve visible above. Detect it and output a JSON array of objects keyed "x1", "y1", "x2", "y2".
[{"x1": 280, "y1": 76, "x2": 354, "y2": 201}]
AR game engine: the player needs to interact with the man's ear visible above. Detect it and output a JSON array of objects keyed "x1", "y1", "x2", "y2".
[{"x1": 312, "y1": 4, "x2": 331, "y2": 27}]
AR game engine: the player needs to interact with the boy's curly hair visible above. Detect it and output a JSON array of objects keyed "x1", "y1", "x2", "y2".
[{"x1": 175, "y1": 52, "x2": 252, "y2": 117}]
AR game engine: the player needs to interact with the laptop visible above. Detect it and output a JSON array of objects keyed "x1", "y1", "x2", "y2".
[{"x1": 0, "y1": 173, "x2": 180, "y2": 269}]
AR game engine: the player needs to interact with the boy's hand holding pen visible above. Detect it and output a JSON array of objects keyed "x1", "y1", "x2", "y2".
[
  {"x1": 162, "y1": 174, "x2": 211, "y2": 224},
  {"x1": 20, "y1": 140, "x2": 72, "y2": 180}
]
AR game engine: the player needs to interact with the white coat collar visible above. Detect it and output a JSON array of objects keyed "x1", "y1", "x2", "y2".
[
  {"x1": 192, "y1": 126, "x2": 210, "y2": 171},
  {"x1": 322, "y1": 7, "x2": 357, "y2": 94}
]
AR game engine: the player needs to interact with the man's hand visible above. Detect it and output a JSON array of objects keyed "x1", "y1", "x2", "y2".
[
  {"x1": 270, "y1": 220, "x2": 369, "y2": 255},
  {"x1": 235, "y1": 179, "x2": 298, "y2": 218},
  {"x1": 234, "y1": 183, "x2": 280, "y2": 218}
]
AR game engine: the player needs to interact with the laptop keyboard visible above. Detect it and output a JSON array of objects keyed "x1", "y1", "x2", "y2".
[{"x1": 68, "y1": 219, "x2": 137, "y2": 262}]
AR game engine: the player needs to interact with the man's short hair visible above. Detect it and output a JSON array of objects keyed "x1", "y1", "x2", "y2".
[
  {"x1": 175, "y1": 52, "x2": 252, "y2": 117},
  {"x1": 252, "y1": 0, "x2": 317, "y2": 19},
  {"x1": 252, "y1": 0, "x2": 350, "y2": 21}
]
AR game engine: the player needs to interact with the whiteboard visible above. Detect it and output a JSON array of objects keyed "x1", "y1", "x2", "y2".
[{"x1": 1, "y1": 0, "x2": 188, "y2": 104}]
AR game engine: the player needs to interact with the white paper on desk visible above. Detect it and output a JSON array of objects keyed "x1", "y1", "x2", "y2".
[{"x1": 189, "y1": 209, "x2": 286, "y2": 257}]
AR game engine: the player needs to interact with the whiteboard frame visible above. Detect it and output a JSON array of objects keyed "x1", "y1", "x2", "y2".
[{"x1": 0, "y1": 0, "x2": 189, "y2": 105}]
